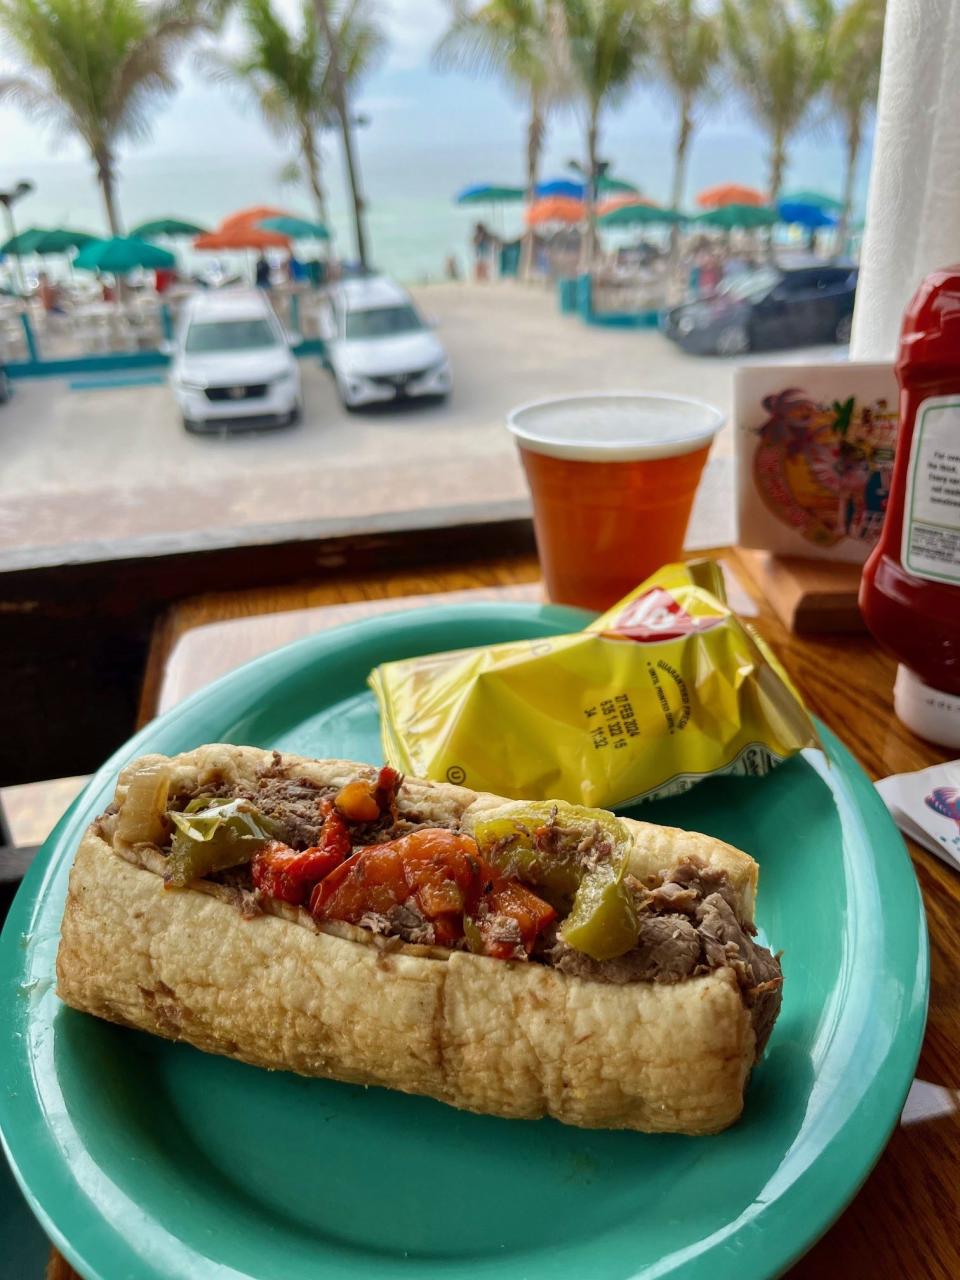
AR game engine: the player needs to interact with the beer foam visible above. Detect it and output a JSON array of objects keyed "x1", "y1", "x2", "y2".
[{"x1": 507, "y1": 392, "x2": 724, "y2": 461}]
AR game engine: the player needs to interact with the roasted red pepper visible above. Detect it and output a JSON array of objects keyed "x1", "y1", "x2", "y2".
[
  {"x1": 469, "y1": 879, "x2": 558, "y2": 961},
  {"x1": 373, "y1": 765, "x2": 401, "y2": 820},
  {"x1": 252, "y1": 803, "x2": 352, "y2": 905},
  {"x1": 309, "y1": 827, "x2": 555, "y2": 957}
]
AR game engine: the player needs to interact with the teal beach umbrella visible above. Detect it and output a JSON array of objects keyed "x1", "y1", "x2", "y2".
[
  {"x1": 695, "y1": 204, "x2": 778, "y2": 229},
  {"x1": 598, "y1": 203, "x2": 685, "y2": 227},
  {"x1": 33, "y1": 228, "x2": 97, "y2": 253},
  {"x1": 2, "y1": 226, "x2": 98, "y2": 256},
  {"x1": 1, "y1": 227, "x2": 49, "y2": 255},
  {"x1": 73, "y1": 236, "x2": 176, "y2": 273},
  {"x1": 259, "y1": 215, "x2": 330, "y2": 240},
  {"x1": 132, "y1": 217, "x2": 208, "y2": 239},
  {"x1": 596, "y1": 175, "x2": 640, "y2": 195},
  {"x1": 455, "y1": 184, "x2": 525, "y2": 204}
]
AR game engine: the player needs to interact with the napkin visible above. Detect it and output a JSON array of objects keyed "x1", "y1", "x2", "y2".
[{"x1": 875, "y1": 761, "x2": 960, "y2": 873}]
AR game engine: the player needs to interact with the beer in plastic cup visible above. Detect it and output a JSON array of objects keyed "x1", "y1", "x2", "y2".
[{"x1": 507, "y1": 392, "x2": 724, "y2": 611}]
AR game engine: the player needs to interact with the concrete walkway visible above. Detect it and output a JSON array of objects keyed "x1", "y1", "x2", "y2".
[{"x1": 1, "y1": 281, "x2": 821, "y2": 558}]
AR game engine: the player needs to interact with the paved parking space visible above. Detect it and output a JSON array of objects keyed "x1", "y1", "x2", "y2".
[{"x1": 2, "y1": 282, "x2": 836, "y2": 557}]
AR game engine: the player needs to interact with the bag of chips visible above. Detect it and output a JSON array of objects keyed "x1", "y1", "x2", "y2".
[{"x1": 369, "y1": 561, "x2": 817, "y2": 808}]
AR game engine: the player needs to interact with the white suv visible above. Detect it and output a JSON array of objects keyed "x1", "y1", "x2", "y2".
[
  {"x1": 324, "y1": 276, "x2": 451, "y2": 409},
  {"x1": 170, "y1": 289, "x2": 302, "y2": 433}
]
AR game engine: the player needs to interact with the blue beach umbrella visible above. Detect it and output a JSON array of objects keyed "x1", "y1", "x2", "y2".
[
  {"x1": 536, "y1": 178, "x2": 584, "y2": 199},
  {"x1": 777, "y1": 201, "x2": 837, "y2": 229}
]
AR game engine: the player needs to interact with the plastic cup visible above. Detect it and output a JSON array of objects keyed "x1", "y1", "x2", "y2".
[{"x1": 507, "y1": 392, "x2": 724, "y2": 611}]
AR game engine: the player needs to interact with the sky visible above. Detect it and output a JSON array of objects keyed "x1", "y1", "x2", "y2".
[{"x1": 0, "y1": 0, "x2": 873, "y2": 275}]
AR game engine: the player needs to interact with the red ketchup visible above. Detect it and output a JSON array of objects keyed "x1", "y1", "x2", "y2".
[{"x1": 860, "y1": 266, "x2": 960, "y2": 747}]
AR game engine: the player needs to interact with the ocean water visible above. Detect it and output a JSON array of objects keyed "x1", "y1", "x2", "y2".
[{"x1": 0, "y1": 126, "x2": 872, "y2": 286}]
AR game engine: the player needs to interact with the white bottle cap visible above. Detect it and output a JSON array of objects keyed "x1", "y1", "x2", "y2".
[{"x1": 893, "y1": 665, "x2": 960, "y2": 748}]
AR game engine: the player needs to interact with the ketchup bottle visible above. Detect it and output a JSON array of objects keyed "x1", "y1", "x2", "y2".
[{"x1": 860, "y1": 266, "x2": 960, "y2": 747}]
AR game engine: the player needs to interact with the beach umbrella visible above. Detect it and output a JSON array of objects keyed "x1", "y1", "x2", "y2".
[
  {"x1": 455, "y1": 183, "x2": 525, "y2": 204},
  {"x1": 536, "y1": 175, "x2": 639, "y2": 199},
  {"x1": 220, "y1": 205, "x2": 292, "y2": 231},
  {"x1": 780, "y1": 190, "x2": 842, "y2": 213},
  {"x1": 194, "y1": 225, "x2": 290, "y2": 250},
  {"x1": 73, "y1": 235, "x2": 176, "y2": 273},
  {"x1": 695, "y1": 203, "x2": 778, "y2": 229},
  {"x1": 1, "y1": 227, "x2": 49, "y2": 255},
  {"x1": 598, "y1": 201, "x2": 685, "y2": 227},
  {"x1": 31, "y1": 228, "x2": 98, "y2": 253},
  {"x1": 596, "y1": 175, "x2": 640, "y2": 195},
  {"x1": 535, "y1": 178, "x2": 584, "y2": 199},
  {"x1": 525, "y1": 196, "x2": 585, "y2": 226},
  {"x1": 777, "y1": 200, "x2": 837, "y2": 229},
  {"x1": 696, "y1": 183, "x2": 767, "y2": 209},
  {"x1": 132, "y1": 217, "x2": 209, "y2": 239},
  {"x1": 259, "y1": 215, "x2": 330, "y2": 240}
]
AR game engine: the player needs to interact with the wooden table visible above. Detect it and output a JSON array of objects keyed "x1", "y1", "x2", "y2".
[{"x1": 48, "y1": 551, "x2": 959, "y2": 1279}]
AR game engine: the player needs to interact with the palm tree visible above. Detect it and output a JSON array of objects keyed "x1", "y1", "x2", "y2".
[
  {"x1": 721, "y1": 0, "x2": 830, "y2": 204},
  {"x1": 203, "y1": 0, "x2": 382, "y2": 236},
  {"x1": 558, "y1": 0, "x2": 649, "y2": 266},
  {"x1": 648, "y1": 0, "x2": 720, "y2": 253},
  {"x1": 0, "y1": 0, "x2": 209, "y2": 235},
  {"x1": 435, "y1": 0, "x2": 562, "y2": 278},
  {"x1": 825, "y1": 0, "x2": 885, "y2": 244},
  {"x1": 313, "y1": 0, "x2": 378, "y2": 269}
]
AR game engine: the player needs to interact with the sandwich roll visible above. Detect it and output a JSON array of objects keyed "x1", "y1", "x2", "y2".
[{"x1": 56, "y1": 745, "x2": 782, "y2": 1135}]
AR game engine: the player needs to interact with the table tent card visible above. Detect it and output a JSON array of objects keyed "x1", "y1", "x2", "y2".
[{"x1": 736, "y1": 362, "x2": 899, "y2": 563}]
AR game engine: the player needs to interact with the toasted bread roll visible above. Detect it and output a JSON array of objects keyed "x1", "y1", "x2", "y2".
[{"x1": 57, "y1": 745, "x2": 772, "y2": 1134}]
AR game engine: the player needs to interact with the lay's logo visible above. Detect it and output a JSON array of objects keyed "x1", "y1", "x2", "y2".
[{"x1": 602, "y1": 588, "x2": 724, "y2": 644}]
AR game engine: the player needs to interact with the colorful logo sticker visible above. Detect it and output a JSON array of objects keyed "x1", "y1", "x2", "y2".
[{"x1": 753, "y1": 388, "x2": 897, "y2": 547}]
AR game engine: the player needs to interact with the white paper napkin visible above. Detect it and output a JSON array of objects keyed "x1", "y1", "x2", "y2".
[{"x1": 875, "y1": 761, "x2": 960, "y2": 873}]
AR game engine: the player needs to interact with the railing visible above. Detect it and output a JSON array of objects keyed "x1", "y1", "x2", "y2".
[{"x1": 0, "y1": 283, "x2": 329, "y2": 377}]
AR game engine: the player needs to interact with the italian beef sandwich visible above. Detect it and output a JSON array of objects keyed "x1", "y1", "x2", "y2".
[{"x1": 57, "y1": 745, "x2": 783, "y2": 1134}]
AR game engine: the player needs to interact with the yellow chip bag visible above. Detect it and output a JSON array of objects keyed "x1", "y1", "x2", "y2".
[{"x1": 368, "y1": 561, "x2": 817, "y2": 808}]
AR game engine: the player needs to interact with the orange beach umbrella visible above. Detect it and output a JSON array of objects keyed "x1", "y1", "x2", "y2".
[
  {"x1": 696, "y1": 184, "x2": 767, "y2": 209},
  {"x1": 194, "y1": 226, "x2": 290, "y2": 250},
  {"x1": 219, "y1": 205, "x2": 293, "y2": 231},
  {"x1": 525, "y1": 196, "x2": 585, "y2": 226}
]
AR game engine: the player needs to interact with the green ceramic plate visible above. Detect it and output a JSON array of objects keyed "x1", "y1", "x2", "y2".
[{"x1": 0, "y1": 603, "x2": 928, "y2": 1280}]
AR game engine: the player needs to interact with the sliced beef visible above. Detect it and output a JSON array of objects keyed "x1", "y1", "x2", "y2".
[
  {"x1": 356, "y1": 902, "x2": 437, "y2": 946},
  {"x1": 657, "y1": 858, "x2": 741, "y2": 915},
  {"x1": 548, "y1": 857, "x2": 782, "y2": 1060},
  {"x1": 696, "y1": 892, "x2": 783, "y2": 1054},
  {"x1": 247, "y1": 777, "x2": 334, "y2": 849},
  {"x1": 176, "y1": 768, "x2": 444, "y2": 852},
  {"x1": 549, "y1": 913, "x2": 701, "y2": 984}
]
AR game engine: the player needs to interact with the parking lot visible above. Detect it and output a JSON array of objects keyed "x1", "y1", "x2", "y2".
[{"x1": 2, "y1": 282, "x2": 761, "y2": 558}]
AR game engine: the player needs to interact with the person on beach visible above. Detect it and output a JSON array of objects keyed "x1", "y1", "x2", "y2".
[
  {"x1": 697, "y1": 248, "x2": 723, "y2": 297},
  {"x1": 255, "y1": 254, "x2": 271, "y2": 289},
  {"x1": 287, "y1": 253, "x2": 308, "y2": 283},
  {"x1": 473, "y1": 222, "x2": 494, "y2": 282},
  {"x1": 37, "y1": 272, "x2": 66, "y2": 316}
]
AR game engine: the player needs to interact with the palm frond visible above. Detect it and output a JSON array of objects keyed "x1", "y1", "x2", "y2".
[
  {"x1": 434, "y1": 0, "x2": 558, "y2": 101},
  {"x1": 648, "y1": 0, "x2": 720, "y2": 108},
  {"x1": 826, "y1": 0, "x2": 885, "y2": 132}
]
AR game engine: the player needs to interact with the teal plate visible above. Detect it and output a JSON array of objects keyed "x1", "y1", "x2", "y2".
[{"x1": 0, "y1": 603, "x2": 928, "y2": 1280}]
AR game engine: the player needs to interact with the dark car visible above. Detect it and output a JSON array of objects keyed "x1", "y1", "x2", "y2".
[{"x1": 663, "y1": 264, "x2": 858, "y2": 356}]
